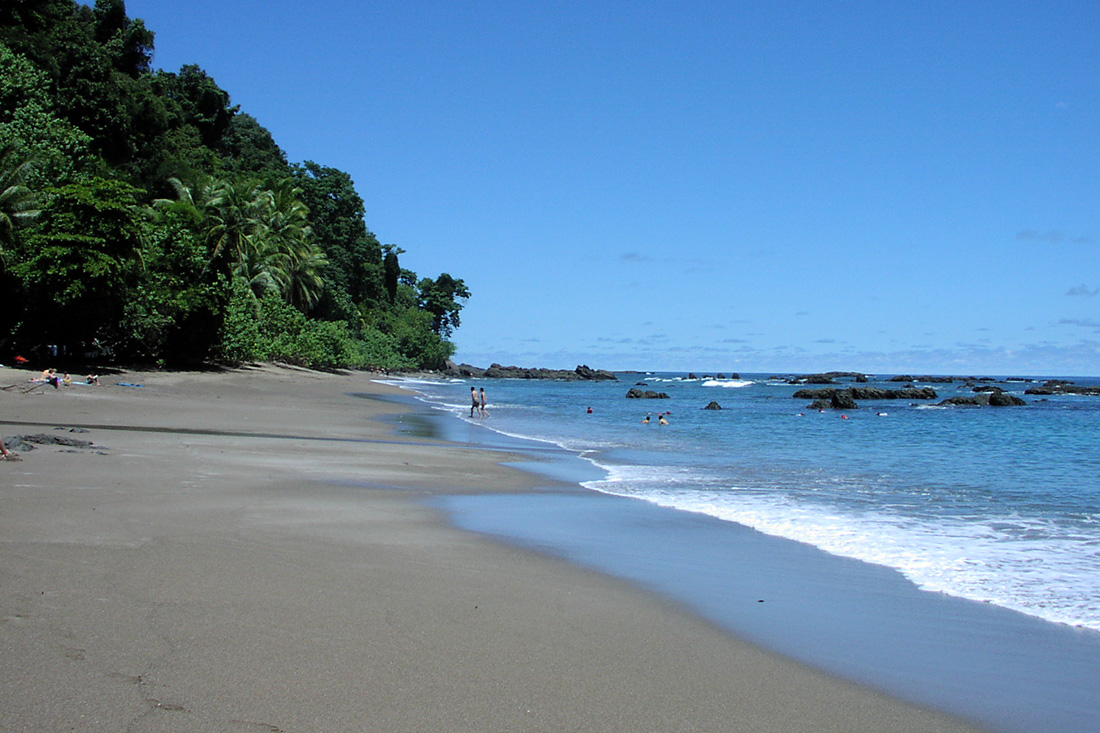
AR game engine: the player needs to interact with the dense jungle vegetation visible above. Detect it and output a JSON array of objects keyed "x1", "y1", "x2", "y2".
[{"x1": 0, "y1": 0, "x2": 469, "y2": 370}]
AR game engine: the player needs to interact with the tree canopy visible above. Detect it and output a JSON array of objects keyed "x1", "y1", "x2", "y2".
[{"x1": 0, "y1": 0, "x2": 467, "y2": 370}]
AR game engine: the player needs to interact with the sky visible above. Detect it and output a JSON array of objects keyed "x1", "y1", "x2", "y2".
[{"x1": 122, "y1": 0, "x2": 1100, "y2": 376}]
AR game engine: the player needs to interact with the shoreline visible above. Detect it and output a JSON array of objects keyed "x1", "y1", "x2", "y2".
[
  {"x1": 1, "y1": 365, "x2": 980, "y2": 731},
  {"x1": 387, "y1": 378, "x2": 1100, "y2": 732}
]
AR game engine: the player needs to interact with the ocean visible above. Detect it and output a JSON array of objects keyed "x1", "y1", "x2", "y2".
[{"x1": 384, "y1": 372, "x2": 1100, "y2": 732}]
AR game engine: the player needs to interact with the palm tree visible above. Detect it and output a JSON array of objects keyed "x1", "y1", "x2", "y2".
[
  {"x1": 257, "y1": 178, "x2": 327, "y2": 309},
  {"x1": 202, "y1": 178, "x2": 263, "y2": 276},
  {"x1": 0, "y1": 144, "x2": 42, "y2": 263}
]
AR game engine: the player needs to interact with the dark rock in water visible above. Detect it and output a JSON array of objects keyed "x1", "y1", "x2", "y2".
[
  {"x1": 704, "y1": 401, "x2": 722, "y2": 410},
  {"x1": 716, "y1": 373, "x2": 725, "y2": 380},
  {"x1": 573, "y1": 364, "x2": 618, "y2": 381},
  {"x1": 790, "y1": 371, "x2": 868, "y2": 385},
  {"x1": 635, "y1": 381, "x2": 648, "y2": 386},
  {"x1": 889, "y1": 375, "x2": 958, "y2": 383},
  {"x1": 442, "y1": 361, "x2": 487, "y2": 378},
  {"x1": 791, "y1": 374, "x2": 837, "y2": 385},
  {"x1": 688, "y1": 373, "x2": 698, "y2": 380},
  {"x1": 626, "y1": 387, "x2": 670, "y2": 399},
  {"x1": 939, "y1": 393, "x2": 1026, "y2": 407},
  {"x1": 793, "y1": 387, "x2": 938, "y2": 401},
  {"x1": 831, "y1": 392, "x2": 858, "y2": 410},
  {"x1": 470, "y1": 363, "x2": 617, "y2": 381},
  {"x1": 940, "y1": 396, "x2": 982, "y2": 406},
  {"x1": 1025, "y1": 380, "x2": 1100, "y2": 396}
]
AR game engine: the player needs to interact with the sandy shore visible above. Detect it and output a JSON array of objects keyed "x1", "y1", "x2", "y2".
[{"x1": 0, "y1": 365, "x2": 981, "y2": 732}]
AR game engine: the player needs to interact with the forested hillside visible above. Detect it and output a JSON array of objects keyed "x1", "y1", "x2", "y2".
[{"x1": 0, "y1": 0, "x2": 468, "y2": 369}]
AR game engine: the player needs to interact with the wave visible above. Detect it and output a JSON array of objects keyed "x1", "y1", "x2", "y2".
[
  {"x1": 702, "y1": 379, "x2": 755, "y2": 388},
  {"x1": 582, "y1": 464, "x2": 1100, "y2": 632}
]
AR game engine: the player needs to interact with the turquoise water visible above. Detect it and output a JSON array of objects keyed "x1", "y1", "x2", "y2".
[{"x1": 395, "y1": 373, "x2": 1100, "y2": 632}]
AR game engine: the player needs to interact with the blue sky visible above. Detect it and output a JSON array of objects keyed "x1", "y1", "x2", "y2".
[{"x1": 124, "y1": 1, "x2": 1100, "y2": 376}]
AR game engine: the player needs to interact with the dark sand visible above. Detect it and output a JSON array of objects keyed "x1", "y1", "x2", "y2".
[{"x1": 0, "y1": 365, "x2": 980, "y2": 731}]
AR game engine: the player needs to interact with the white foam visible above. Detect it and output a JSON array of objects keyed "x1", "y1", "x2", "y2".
[
  {"x1": 702, "y1": 379, "x2": 755, "y2": 388},
  {"x1": 583, "y1": 467, "x2": 1100, "y2": 632}
]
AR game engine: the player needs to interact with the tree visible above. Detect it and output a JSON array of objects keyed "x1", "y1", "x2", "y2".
[
  {"x1": 292, "y1": 161, "x2": 383, "y2": 310},
  {"x1": 0, "y1": 143, "x2": 42, "y2": 261},
  {"x1": 0, "y1": 41, "x2": 95, "y2": 187},
  {"x1": 14, "y1": 177, "x2": 144, "y2": 349},
  {"x1": 417, "y1": 273, "x2": 470, "y2": 338},
  {"x1": 383, "y1": 246, "x2": 402, "y2": 303}
]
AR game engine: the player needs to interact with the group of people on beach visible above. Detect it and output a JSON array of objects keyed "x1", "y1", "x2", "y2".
[
  {"x1": 29, "y1": 368, "x2": 99, "y2": 388},
  {"x1": 470, "y1": 386, "x2": 489, "y2": 418}
]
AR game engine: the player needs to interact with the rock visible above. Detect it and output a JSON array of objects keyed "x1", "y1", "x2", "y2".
[
  {"x1": 1025, "y1": 380, "x2": 1100, "y2": 396},
  {"x1": 704, "y1": 401, "x2": 722, "y2": 410},
  {"x1": 573, "y1": 364, "x2": 618, "y2": 381},
  {"x1": 688, "y1": 373, "x2": 698, "y2": 380},
  {"x1": 831, "y1": 392, "x2": 859, "y2": 410},
  {"x1": 989, "y1": 392, "x2": 1027, "y2": 407},
  {"x1": 938, "y1": 393, "x2": 1026, "y2": 407},
  {"x1": 793, "y1": 387, "x2": 937, "y2": 401},
  {"x1": 889, "y1": 375, "x2": 957, "y2": 383},
  {"x1": 475, "y1": 363, "x2": 617, "y2": 381},
  {"x1": 626, "y1": 387, "x2": 670, "y2": 399},
  {"x1": 939, "y1": 396, "x2": 981, "y2": 406}
]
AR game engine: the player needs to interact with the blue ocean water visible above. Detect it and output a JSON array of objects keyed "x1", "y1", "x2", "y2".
[{"x1": 394, "y1": 372, "x2": 1100, "y2": 633}]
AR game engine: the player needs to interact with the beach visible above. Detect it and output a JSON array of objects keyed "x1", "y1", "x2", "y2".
[{"x1": 0, "y1": 365, "x2": 980, "y2": 731}]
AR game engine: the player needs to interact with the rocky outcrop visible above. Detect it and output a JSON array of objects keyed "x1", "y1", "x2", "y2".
[
  {"x1": 704, "y1": 401, "x2": 722, "y2": 410},
  {"x1": 444, "y1": 363, "x2": 617, "y2": 381},
  {"x1": 989, "y1": 392, "x2": 1027, "y2": 407},
  {"x1": 795, "y1": 386, "x2": 937, "y2": 410},
  {"x1": 939, "y1": 392, "x2": 1026, "y2": 407},
  {"x1": 1025, "y1": 380, "x2": 1100, "y2": 396},
  {"x1": 889, "y1": 375, "x2": 959, "y2": 383},
  {"x1": 627, "y1": 387, "x2": 670, "y2": 399},
  {"x1": 789, "y1": 372, "x2": 869, "y2": 384},
  {"x1": 793, "y1": 387, "x2": 938, "y2": 401}
]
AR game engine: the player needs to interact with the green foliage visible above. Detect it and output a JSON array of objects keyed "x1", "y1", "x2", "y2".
[
  {"x1": 292, "y1": 161, "x2": 384, "y2": 313},
  {"x1": 0, "y1": 142, "x2": 43, "y2": 258},
  {"x1": 14, "y1": 177, "x2": 143, "y2": 347},
  {"x1": 0, "y1": 1, "x2": 469, "y2": 370},
  {"x1": 219, "y1": 278, "x2": 416, "y2": 370},
  {"x1": 417, "y1": 273, "x2": 470, "y2": 338},
  {"x1": 120, "y1": 208, "x2": 224, "y2": 363},
  {"x1": 0, "y1": 41, "x2": 95, "y2": 187}
]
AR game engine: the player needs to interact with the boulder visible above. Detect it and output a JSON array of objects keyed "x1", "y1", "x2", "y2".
[
  {"x1": 704, "y1": 401, "x2": 722, "y2": 410},
  {"x1": 793, "y1": 387, "x2": 937, "y2": 401},
  {"x1": 989, "y1": 392, "x2": 1027, "y2": 407},
  {"x1": 831, "y1": 391, "x2": 859, "y2": 409},
  {"x1": 626, "y1": 387, "x2": 670, "y2": 399}
]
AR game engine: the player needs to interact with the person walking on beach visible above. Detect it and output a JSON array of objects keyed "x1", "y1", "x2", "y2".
[
  {"x1": 470, "y1": 387, "x2": 480, "y2": 418},
  {"x1": 479, "y1": 387, "x2": 489, "y2": 418}
]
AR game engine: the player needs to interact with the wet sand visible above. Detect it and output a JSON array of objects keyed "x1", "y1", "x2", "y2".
[{"x1": 0, "y1": 365, "x2": 980, "y2": 731}]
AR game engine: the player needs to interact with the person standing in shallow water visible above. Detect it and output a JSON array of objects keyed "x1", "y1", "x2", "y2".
[
  {"x1": 470, "y1": 387, "x2": 479, "y2": 418},
  {"x1": 479, "y1": 387, "x2": 489, "y2": 418}
]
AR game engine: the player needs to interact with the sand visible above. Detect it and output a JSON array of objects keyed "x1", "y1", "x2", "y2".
[{"x1": 0, "y1": 365, "x2": 982, "y2": 732}]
